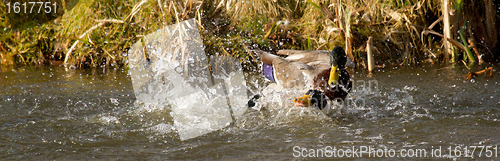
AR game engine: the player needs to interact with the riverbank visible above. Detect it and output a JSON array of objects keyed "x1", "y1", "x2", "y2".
[{"x1": 1, "y1": 0, "x2": 499, "y2": 68}]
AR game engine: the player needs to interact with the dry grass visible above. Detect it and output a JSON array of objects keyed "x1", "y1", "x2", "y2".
[
  {"x1": 220, "y1": 0, "x2": 447, "y2": 66},
  {"x1": 0, "y1": 0, "x2": 498, "y2": 67},
  {"x1": 1, "y1": 0, "x2": 202, "y2": 67}
]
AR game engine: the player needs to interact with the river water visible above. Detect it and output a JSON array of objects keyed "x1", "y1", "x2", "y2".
[{"x1": 1, "y1": 64, "x2": 499, "y2": 160}]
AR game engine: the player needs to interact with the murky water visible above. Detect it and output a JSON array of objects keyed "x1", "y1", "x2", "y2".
[{"x1": 1, "y1": 64, "x2": 500, "y2": 160}]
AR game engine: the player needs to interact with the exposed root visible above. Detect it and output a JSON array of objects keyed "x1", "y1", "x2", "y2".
[{"x1": 458, "y1": 67, "x2": 494, "y2": 80}]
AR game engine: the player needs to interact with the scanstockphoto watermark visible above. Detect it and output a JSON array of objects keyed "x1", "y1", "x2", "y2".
[
  {"x1": 352, "y1": 79, "x2": 379, "y2": 106},
  {"x1": 293, "y1": 145, "x2": 500, "y2": 158},
  {"x1": 293, "y1": 146, "x2": 415, "y2": 158},
  {"x1": 337, "y1": 79, "x2": 379, "y2": 107},
  {"x1": 354, "y1": 79, "x2": 379, "y2": 94}
]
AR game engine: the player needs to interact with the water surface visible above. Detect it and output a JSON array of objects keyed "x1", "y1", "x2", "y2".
[{"x1": 1, "y1": 65, "x2": 500, "y2": 160}]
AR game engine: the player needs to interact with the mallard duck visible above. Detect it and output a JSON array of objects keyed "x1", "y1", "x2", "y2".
[{"x1": 247, "y1": 46, "x2": 353, "y2": 110}]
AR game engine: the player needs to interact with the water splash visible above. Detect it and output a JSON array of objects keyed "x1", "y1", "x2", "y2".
[{"x1": 127, "y1": 19, "x2": 248, "y2": 140}]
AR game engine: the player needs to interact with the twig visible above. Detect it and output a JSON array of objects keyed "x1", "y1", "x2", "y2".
[
  {"x1": 467, "y1": 37, "x2": 483, "y2": 64},
  {"x1": 103, "y1": 49, "x2": 116, "y2": 60},
  {"x1": 443, "y1": 0, "x2": 452, "y2": 62},
  {"x1": 95, "y1": 19, "x2": 125, "y2": 24},
  {"x1": 320, "y1": 2, "x2": 335, "y2": 22},
  {"x1": 422, "y1": 46, "x2": 437, "y2": 58},
  {"x1": 64, "y1": 22, "x2": 105, "y2": 66},
  {"x1": 87, "y1": 34, "x2": 94, "y2": 45},
  {"x1": 461, "y1": 60, "x2": 470, "y2": 70},
  {"x1": 157, "y1": 0, "x2": 168, "y2": 25},
  {"x1": 242, "y1": 43, "x2": 258, "y2": 64},
  {"x1": 366, "y1": 37, "x2": 375, "y2": 72},
  {"x1": 125, "y1": 0, "x2": 147, "y2": 22},
  {"x1": 428, "y1": 15, "x2": 443, "y2": 29},
  {"x1": 421, "y1": 28, "x2": 467, "y2": 51}
]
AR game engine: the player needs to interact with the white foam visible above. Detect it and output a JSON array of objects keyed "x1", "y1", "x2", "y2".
[
  {"x1": 128, "y1": 19, "x2": 248, "y2": 140},
  {"x1": 171, "y1": 83, "x2": 233, "y2": 140},
  {"x1": 146, "y1": 123, "x2": 175, "y2": 135},
  {"x1": 99, "y1": 115, "x2": 120, "y2": 125}
]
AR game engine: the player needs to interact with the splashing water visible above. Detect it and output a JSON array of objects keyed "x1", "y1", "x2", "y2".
[
  {"x1": 127, "y1": 19, "x2": 248, "y2": 140},
  {"x1": 2, "y1": 63, "x2": 500, "y2": 160}
]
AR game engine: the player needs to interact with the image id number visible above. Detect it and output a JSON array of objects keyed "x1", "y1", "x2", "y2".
[{"x1": 6, "y1": 2, "x2": 57, "y2": 14}]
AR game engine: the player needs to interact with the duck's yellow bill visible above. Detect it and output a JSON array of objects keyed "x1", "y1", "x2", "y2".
[
  {"x1": 328, "y1": 65, "x2": 339, "y2": 86},
  {"x1": 293, "y1": 94, "x2": 311, "y2": 107}
]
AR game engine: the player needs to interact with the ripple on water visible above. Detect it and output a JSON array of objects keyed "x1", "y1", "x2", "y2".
[{"x1": 2, "y1": 65, "x2": 500, "y2": 160}]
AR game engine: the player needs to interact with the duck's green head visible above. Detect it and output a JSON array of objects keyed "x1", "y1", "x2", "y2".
[{"x1": 329, "y1": 46, "x2": 347, "y2": 86}]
